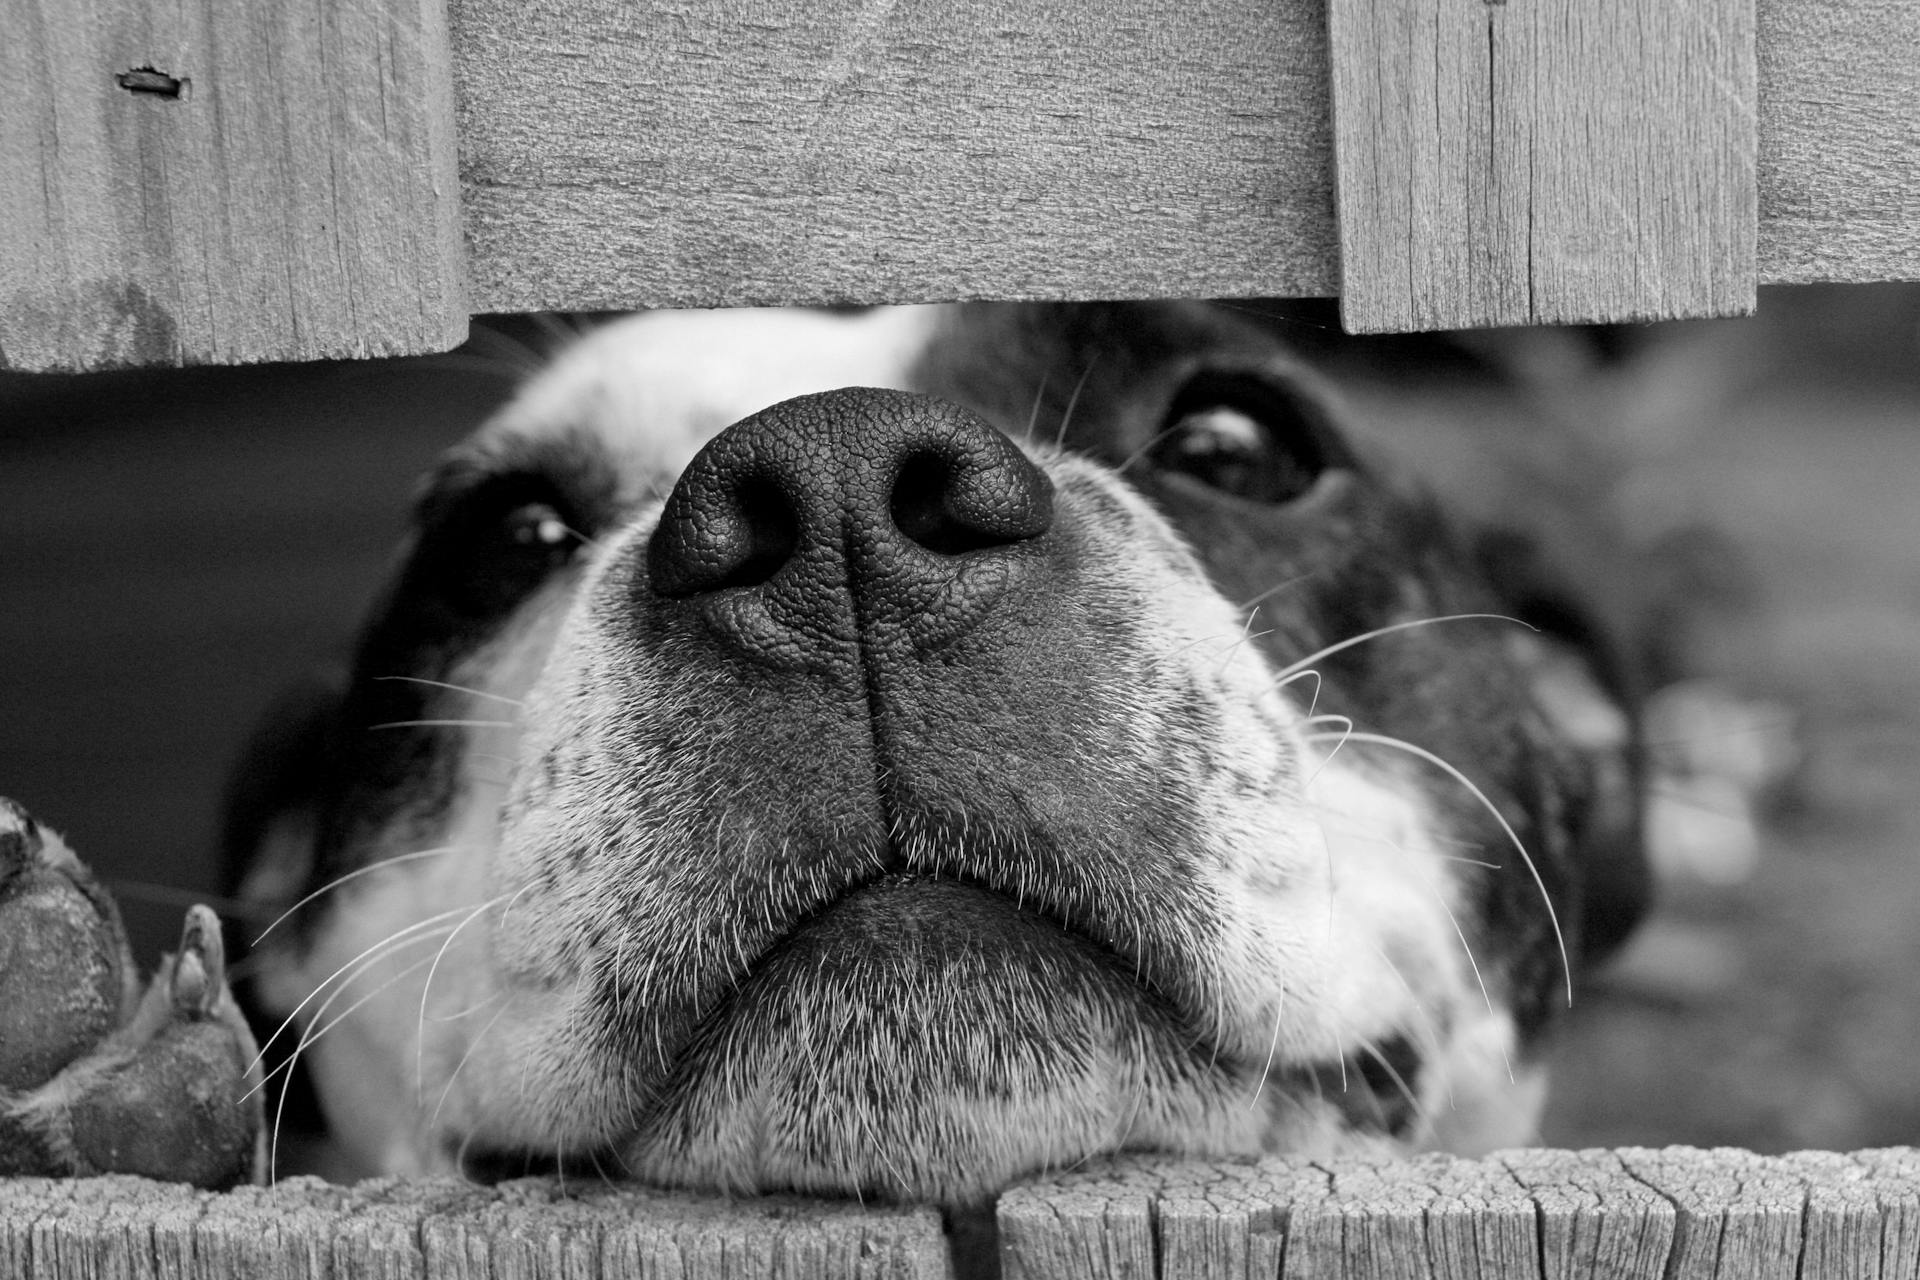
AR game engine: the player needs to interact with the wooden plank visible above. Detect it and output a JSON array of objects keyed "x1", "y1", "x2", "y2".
[
  {"x1": 1328, "y1": 0, "x2": 1758, "y2": 331},
  {"x1": 5, "y1": 0, "x2": 1917, "y2": 361},
  {"x1": 13, "y1": 1149, "x2": 1920, "y2": 1277},
  {"x1": 1757, "y1": 0, "x2": 1920, "y2": 284},
  {"x1": 452, "y1": 0, "x2": 1913, "y2": 326},
  {"x1": 1614, "y1": 1146, "x2": 1802, "y2": 1278},
  {"x1": 1499, "y1": 1148, "x2": 1675, "y2": 1279},
  {"x1": 0, "y1": 0, "x2": 468, "y2": 372},
  {"x1": 0, "y1": 1175, "x2": 953, "y2": 1279},
  {"x1": 451, "y1": 0, "x2": 1341, "y2": 313}
]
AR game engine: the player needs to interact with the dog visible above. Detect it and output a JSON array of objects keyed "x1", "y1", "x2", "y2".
[{"x1": 1, "y1": 301, "x2": 1648, "y2": 1206}]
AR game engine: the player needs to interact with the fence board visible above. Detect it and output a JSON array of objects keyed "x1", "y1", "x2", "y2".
[
  {"x1": 21, "y1": 1149, "x2": 1909, "y2": 1279},
  {"x1": 451, "y1": 0, "x2": 1915, "y2": 320},
  {"x1": 1, "y1": 1175, "x2": 952, "y2": 1279},
  {"x1": 6, "y1": 0, "x2": 1918, "y2": 369},
  {"x1": 1327, "y1": 0, "x2": 1758, "y2": 331},
  {"x1": 0, "y1": 0, "x2": 467, "y2": 372},
  {"x1": 1758, "y1": 0, "x2": 1920, "y2": 284}
]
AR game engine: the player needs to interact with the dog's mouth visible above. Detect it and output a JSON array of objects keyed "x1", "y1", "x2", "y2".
[
  {"x1": 653, "y1": 869, "x2": 1202, "y2": 1086},
  {"x1": 574, "y1": 869, "x2": 1422, "y2": 1202}
]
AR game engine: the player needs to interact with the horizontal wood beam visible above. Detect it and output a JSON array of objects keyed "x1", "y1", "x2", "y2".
[
  {"x1": 454, "y1": 0, "x2": 1917, "y2": 320},
  {"x1": 7, "y1": 1147, "x2": 1920, "y2": 1278}
]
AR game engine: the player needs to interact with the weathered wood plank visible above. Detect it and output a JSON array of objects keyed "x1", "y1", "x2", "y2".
[
  {"x1": 450, "y1": 0, "x2": 1913, "y2": 324},
  {"x1": 0, "y1": 1175, "x2": 952, "y2": 1279},
  {"x1": 0, "y1": 0, "x2": 468, "y2": 372},
  {"x1": 1328, "y1": 0, "x2": 1758, "y2": 332},
  {"x1": 1615, "y1": 1146, "x2": 1802, "y2": 1278},
  {"x1": 450, "y1": 0, "x2": 1342, "y2": 314},
  {"x1": 1499, "y1": 1148, "x2": 1675, "y2": 1279},
  {"x1": 12, "y1": 1149, "x2": 1920, "y2": 1278},
  {"x1": 1757, "y1": 0, "x2": 1920, "y2": 284}
]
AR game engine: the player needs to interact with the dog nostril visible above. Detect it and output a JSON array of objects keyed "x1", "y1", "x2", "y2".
[
  {"x1": 649, "y1": 473, "x2": 801, "y2": 598},
  {"x1": 713, "y1": 476, "x2": 801, "y2": 591},
  {"x1": 890, "y1": 451, "x2": 1027, "y2": 557}
]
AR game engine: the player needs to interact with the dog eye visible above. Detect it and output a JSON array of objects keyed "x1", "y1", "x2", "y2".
[
  {"x1": 503, "y1": 502, "x2": 578, "y2": 555},
  {"x1": 1148, "y1": 373, "x2": 1343, "y2": 504},
  {"x1": 420, "y1": 493, "x2": 589, "y2": 618}
]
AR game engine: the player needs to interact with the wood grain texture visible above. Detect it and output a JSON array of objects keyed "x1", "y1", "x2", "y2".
[
  {"x1": 451, "y1": 0, "x2": 1342, "y2": 313},
  {"x1": 0, "y1": 0, "x2": 468, "y2": 371},
  {"x1": 1757, "y1": 0, "x2": 1920, "y2": 284},
  {"x1": 450, "y1": 0, "x2": 1914, "y2": 325},
  {"x1": 7, "y1": 0, "x2": 1918, "y2": 357},
  {"x1": 1000, "y1": 1148, "x2": 1920, "y2": 1279},
  {"x1": 1, "y1": 1174, "x2": 952, "y2": 1279},
  {"x1": 1329, "y1": 0, "x2": 1758, "y2": 332},
  {"x1": 8, "y1": 1149, "x2": 1920, "y2": 1277}
]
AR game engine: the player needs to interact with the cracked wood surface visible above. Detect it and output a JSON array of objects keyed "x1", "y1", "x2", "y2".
[
  {"x1": 1, "y1": 1175, "x2": 952, "y2": 1279},
  {"x1": 1327, "y1": 0, "x2": 1758, "y2": 332},
  {"x1": 6, "y1": 1148, "x2": 1920, "y2": 1278},
  {"x1": 997, "y1": 1147, "x2": 1920, "y2": 1279}
]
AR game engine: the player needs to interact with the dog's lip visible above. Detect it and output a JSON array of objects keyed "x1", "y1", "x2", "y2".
[
  {"x1": 691, "y1": 868, "x2": 1200, "y2": 1042},
  {"x1": 750, "y1": 868, "x2": 1165, "y2": 994}
]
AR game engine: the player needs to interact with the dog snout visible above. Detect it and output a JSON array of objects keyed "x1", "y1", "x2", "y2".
[{"x1": 644, "y1": 387, "x2": 1054, "y2": 663}]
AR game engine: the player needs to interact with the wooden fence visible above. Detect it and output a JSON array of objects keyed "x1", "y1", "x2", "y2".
[
  {"x1": 8, "y1": 1147, "x2": 1920, "y2": 1278},
  {"x1": 3, "y1": 0, "x2": 1917, "y2": 369}
]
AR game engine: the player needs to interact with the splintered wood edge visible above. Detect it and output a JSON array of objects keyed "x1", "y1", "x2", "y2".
[{"x1": 5, "y1": 1149, "x2": 1920, "y2": 1279}]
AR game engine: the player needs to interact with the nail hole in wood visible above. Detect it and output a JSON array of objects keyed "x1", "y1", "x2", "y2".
[{"x1": 117, "y1": 67, "x2": 189, "y2": 100}]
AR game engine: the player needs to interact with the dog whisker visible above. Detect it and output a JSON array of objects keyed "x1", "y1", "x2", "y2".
[
  {"x1": 1249, "y1": 984, "x2": 1290, "y2": 1110},
  {"x1": 374, "y1": 675, "x2": 526, "y2": 707},
  {"x1": 1311, "y1": 728, "x2": 1570, "y2": 1015},
  {"x1": 1359, "y1": 938, "x2": 1455, "y2": 1112},
  {"x1": 1303, "y1": 713, "x2": 1355, "y2": 789},
  {"x1": 248, "y1": 904, "x2": 482, "y2": 1075},
  {"x1": 1214, "y1": 610, "x2": 1271, "y2": 673},
  {"x1": 1050, "y1": 358, "x2": 1099, "y2": 450},
  {"x1": 368, "y1": 718, "x2": 519, "y2": 732},
  {"x1": 264, "y1": 952, "x2": 442, "y2": 1181},
  {"x1": 1359, "y1": 1037, "x2": 1428, "y2": 1133},
  {"x1": 1143, "y1": 629, "x2": 1269, "y2": 674},
  {"x1": 253, "y1": 845, "x2": 465, "y2": 945},
  {"x1": 429, "y1": 1000, "x2": 514, "y2": 1142},
  {"x1": 1113, "y1": 415, "x2": 1196, "y2": 476},
  {"x1": 252, "y1": 936, "x2": 454, "y2": 1102},
  {"x1": 1021, "y1": 368, "x2": 1053, "y2": 443},
  {"x1": 417, "y1": 892, "x2": 518, "y2": 1099},
  {"x1": 1276, "y1": 667, "x2": 1325, "y2": 719},
  {"x1": 1311, "y1": 801, "x2": 1512, "y2": 1081},
  {"x1": 1273, "y1": 614, "x2": 1532, "y2": 686},
  {"x1": 1235, "y1": 573, "x2": 1313, "y2": 615}
]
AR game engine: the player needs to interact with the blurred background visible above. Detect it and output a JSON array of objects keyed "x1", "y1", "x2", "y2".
[{"x1": 1, "y1": 286, "x2": 1917, "y2": 1154}]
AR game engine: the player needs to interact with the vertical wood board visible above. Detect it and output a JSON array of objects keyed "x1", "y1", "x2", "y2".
[
  {"x1": 0, "y1": 0, "x2": 468, "y2": 371},
  {"x1": 1329, "y1": 0, "x2": 1759, "y2": 332}
]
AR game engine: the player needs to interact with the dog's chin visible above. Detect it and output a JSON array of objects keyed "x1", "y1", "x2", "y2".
[{"x1": 614, "y1": 877, "x2": 1278, "y2": 1206}]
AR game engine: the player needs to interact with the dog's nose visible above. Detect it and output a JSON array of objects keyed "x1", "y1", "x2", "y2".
[{"x1": 645, "y1": 388, "x2": 1054, "y2": 661}]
